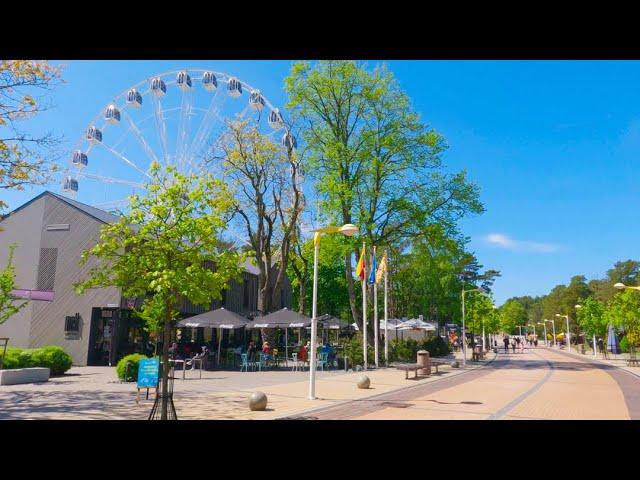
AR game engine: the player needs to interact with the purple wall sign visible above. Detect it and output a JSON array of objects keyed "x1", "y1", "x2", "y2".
[{"x1": 10, "y1": 289, "x2": 55, "y2": 301}]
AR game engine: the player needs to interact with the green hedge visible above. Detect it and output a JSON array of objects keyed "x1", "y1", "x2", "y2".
[
  {"x1": 116, "y1": 354, "x2": 149, "y2": 382},
  {"x1": 343, "y1": 335, "x2": 451, "y2": 367},
  {"x1": 0, "y1": 345, "x2": 72, "y2": 375}
]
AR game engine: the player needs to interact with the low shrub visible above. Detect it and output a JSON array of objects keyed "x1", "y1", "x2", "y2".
[
  {"x1": 341, "y1": 335, "x2": 452, "y2": 367},
  {"x1": 1, "y1": 347, "x2": 25, "y2": 369},
  {"x1": 0, "y1": 345, "x2": 73, "y2": 375},
  {"x1": 32, "y1": 346, "x2": 73, "y2": 375},
  {"x1": 116, "y1": 354, "x2": 149, "y2": 382},
  {"x1": 422, "y1": 336, "x2": 451, "y2": 357},
  {"x1": 620, "y1": 336, "x2": 629, "y2": 353}
]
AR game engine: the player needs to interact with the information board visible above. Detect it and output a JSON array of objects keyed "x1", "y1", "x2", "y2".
[{"x1": 137, "y1": 358, "x2": 160, "y2": 388}]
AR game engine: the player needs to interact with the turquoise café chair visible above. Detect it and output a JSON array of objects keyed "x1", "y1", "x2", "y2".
[
  {"x1": 318, "y1": 352, "x2": 329, "y2": 371},
  {"x1": 240, "y1": 353, "x2": 251, "y2": 372}
]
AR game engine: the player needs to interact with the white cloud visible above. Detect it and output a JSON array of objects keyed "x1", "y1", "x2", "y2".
[{"x1": 484, "y1": 233, "x2": 558, "y2": 253}]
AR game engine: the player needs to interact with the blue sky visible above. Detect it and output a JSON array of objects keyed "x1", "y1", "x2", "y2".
[{"x1": 4, "y1": 60, "x2": 639, "y2": 305}]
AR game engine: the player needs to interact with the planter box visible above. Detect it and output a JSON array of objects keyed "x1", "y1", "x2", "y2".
[{"x1": 0, "y1": 367, "x2": 50, "y2": 385}]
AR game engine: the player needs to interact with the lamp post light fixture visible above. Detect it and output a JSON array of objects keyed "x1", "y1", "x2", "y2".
[
  {"x1": 555, "y1": 314, "x2": 571, "y2": 352},
  {"x1": 309, "y1": 223, "x2": 358, "y2": 400},
  {"x1": 614, "y1": 282, "x2": 640, "y2": 291}
]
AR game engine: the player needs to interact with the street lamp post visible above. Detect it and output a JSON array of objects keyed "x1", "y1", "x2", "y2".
[
  {"x1": 556, "y1": 314, "x2": 570, "y2": 353},
  {"x1": 309, "y1": 224, "x2": 358, "y2": 400},
  {"x1": 461, "y1": 287, "x2": 484, "y2": 368}
]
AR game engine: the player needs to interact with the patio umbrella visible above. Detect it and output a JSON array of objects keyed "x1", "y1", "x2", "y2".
[
  {"x1": 177, "y1": 307, "x2": 248, "y2": 365},
  {"x1": 246, "y1": 308, "x2": 312, "y2": 362},
  {"x1": 318, "y1": 314, "x2": 352, "y2": 343},
  {"x1": 607, "y1": 323, "x2": 621, "y2": 355},
  {"x1": 397, "y1": 318, "x2": 437, "y2": 331}
]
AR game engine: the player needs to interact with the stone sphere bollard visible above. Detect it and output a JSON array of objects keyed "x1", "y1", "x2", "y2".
[
  {"x1": 357, "y1": 375, "x2": 370, "y2": 389},
  {"x1": 249, "y1": 391, "x2": 268, "y2": 411},
  {"x1": 451, "y1": 361, "x2": 460, "y2": 368}
]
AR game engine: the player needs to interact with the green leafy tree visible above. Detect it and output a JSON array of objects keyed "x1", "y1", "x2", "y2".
[
  {"x1": 215, "y1": 120, "x2": 303, "y2": 314},
  {"x1": 0, "y1": 243, "x2": 28, "y2": 326},
  {"x1": 499, "y1": 299, "x2": 527, "y2": 334},
  {"x1": 576, "y1": 296, "x2": 607, "y2": 340},
  {"x1": 465, "y1": 293, "x2": 495, "y2": 338},
  {"x1": 285, "y1": 60, "x2": 484, "y2": 335},
  {"x1": 605, "y1": 290, "x2": 640, "y2": 351},
  {"x1": 0, "y1": 60, "x2": 63, "y2": 211},
  {"x1": 75, "y1": 163, "x2": 243, "y2": 419}
]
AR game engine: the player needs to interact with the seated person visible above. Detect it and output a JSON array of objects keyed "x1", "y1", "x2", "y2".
[
  {"x1": 297, "y1": 344, "x2": 308, "y2": 362},
  {"x1": 322, "y1": 342, "x2": 335, "y2": 363},
  {"x1": 247, "y1": 341, "x2": 257, "y2": 361},
  {"x1": 262, "y1": 341, "x2": 272, "y2": 360}
]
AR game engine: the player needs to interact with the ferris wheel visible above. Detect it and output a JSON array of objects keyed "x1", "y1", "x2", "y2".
[{"x1": 61, "y1": 69, "x2": 294, "y2": 211}]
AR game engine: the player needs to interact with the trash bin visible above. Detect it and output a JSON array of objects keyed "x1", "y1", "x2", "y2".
[{"x1": 417, "y1": 350, "x2": 431, "y2": 376}]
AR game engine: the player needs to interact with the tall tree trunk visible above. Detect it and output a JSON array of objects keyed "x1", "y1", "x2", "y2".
[
  {"x1": 298, "y1": 279, "x2": 306, "y2": 315},
  {"x1": 161, "y1": 304, "x2": 172, "y2": 420}
]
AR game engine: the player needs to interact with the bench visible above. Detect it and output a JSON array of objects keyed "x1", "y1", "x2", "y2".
[
  {"x1": 471, "y1": 349, "x2": 487, "y2": 361},
  {"x1": 394, "y1": 364, "x2": 421, "y2": 379},
  {"x1": 430, "y1": 360, "x2": 446, "y2": 373},
  {"x1": 395, "y1": 361, "x2": 447, "y2": 379}
]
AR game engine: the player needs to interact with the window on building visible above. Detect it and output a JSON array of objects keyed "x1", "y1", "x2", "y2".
[{"x1": 37, "y1": 248, "x2": 58, "y2": 291}]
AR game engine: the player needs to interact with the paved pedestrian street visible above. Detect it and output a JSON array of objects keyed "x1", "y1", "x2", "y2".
[
  {"x1": 303, "y1": 347, "x2": 640, "y2": 420},
  {"x1": 1, "y1": 347, "x2": 638, "y2": 420}
]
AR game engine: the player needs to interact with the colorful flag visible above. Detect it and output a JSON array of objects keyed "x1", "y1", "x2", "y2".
[
  {"x1": 355, "y1": 245, "x2": 366, "y2": 281},
  {"x1": 375, "y1": 253, "x2": 387, "y2": 284},
  {"x1": 368, "y1": 250, "x2": 377, "y2": 285}
]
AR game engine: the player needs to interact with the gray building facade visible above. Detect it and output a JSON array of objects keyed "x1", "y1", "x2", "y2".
[{"x1": 0, "y1": 192, "x2": 292, "y2": 366}]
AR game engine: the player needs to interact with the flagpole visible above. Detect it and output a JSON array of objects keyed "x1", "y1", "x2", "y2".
[
  {"x1": 384, "y1": 249, "x2": 389, "y2": 367},
  {"x1": 362, "y1": 241, "x2": 368, "y2": 371},
  {"x1": 373, "y1": 246, "x2": 379, "y2": 369}
]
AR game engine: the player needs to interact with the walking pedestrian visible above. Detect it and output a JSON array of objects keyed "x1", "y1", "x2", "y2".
[
  {"x1": 511, "y1": 339, "x2": 516, "y2": 353},
  {"x1": 503, "y1": 336, "x2": 510, "y2": 353}
]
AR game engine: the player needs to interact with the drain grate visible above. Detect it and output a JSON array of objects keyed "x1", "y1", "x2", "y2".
[{"x1": 379, "y1": 401, "x2": 412, "y2": 408}]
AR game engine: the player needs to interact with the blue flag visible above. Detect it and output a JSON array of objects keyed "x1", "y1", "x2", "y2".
[{"x1": 368, "y1": 251, "x2": 378, "y2": 285}]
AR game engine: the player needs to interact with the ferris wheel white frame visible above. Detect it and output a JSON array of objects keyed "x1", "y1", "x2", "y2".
[{"x1": 62, "y1": 68, "x2": 291, "y2": 207}]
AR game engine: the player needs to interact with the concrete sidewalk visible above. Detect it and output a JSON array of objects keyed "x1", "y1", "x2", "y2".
[
  {"x1": 0, "y1": 351, "x2": 497, "y2": 419},
  {"x1": 542, "y1": 345, "x2": 640, "y2": 379},
  {"x1": 174, "y1": 351, "x2": 497, "y2": 419}
]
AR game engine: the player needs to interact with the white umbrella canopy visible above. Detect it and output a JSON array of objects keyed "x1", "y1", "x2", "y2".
[
  {"x1": 397, "y1": 318, "x2": 436, "y2": 331},
  {"x1": 380, "y1": 318, "x2": 403, "y2": 330}
]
